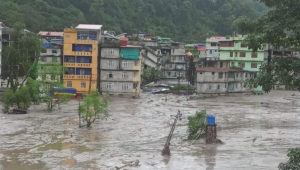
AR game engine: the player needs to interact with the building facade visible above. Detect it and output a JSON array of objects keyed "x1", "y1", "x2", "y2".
[
  {"x1": 63, "y1": 24, "x2": 102, "y2": 93},
  {"x1": 100, "y1": 38, "x2": 142, "y2": 96},
  {"x1": 196, "y1": 61, "x2": 251, "y2": 94},
  {"x1": 219, "y1": 36, "x2": 264, "y2": 93}
]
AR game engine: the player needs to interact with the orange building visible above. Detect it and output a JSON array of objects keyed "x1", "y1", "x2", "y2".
[{"x1": 63, "y1": 24, "x2": 102, "y2": 93}]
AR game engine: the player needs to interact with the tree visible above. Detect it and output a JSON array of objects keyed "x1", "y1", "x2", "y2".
[
  {"x1": 235, "y1": 0, "x2": 300, "y2": 93},
  {"x1": 1, "y1": 22, "x2": 40, "y2": 90},
  {"x1": 187, "y1": 110, "x2": 207, "y2": 140},
  {"x1": 278, "y1": 148, "x2": 300, "y2": 170},
  {"x1": 37, "y1": 60, "x2": 70, "y2": 111},
  {"x1": 79, "y1": 91, "x2": 109, "y2": 128},
  {"x1": 2, "y1": 86, "x2": 31, "y2": 113},
  {"x1": 141, "y1": 67, "x2": 164, "y2": 85}
]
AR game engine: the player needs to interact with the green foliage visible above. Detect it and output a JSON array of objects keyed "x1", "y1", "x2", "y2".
[
  {"x1": 0, "y1": 0, "x2": 267, "y2": 43},
  {"x1": 26, "y1": 77, "x2": 41, "y2": 104},
  {"x1": 235, "y1": 0, "x2": 299, "y2": 51},
  {"x1": 79, "y1": 91, "x2": 109, "y2": 128},
  {"x1": 1, "y1": 21, "x2": 41, "y2": 90},
  {"x1": 187, "y1": 110, "x2": 207, "y2": 140},
  {"x1": 278, "y1": 147, "x2": 300, "y2": 170},
  {"x1": 38, "y1": 60, "x2": 69, "y2": 111},
  {"x1": 2, "y1": 86, "x2": 31, "y2": 113},
  {"x1": 141, "y1": 67, "x2": 164, "y2": 85},
  {"x1": 243, "y1": 57, "x2": 300, "y2": 93}
]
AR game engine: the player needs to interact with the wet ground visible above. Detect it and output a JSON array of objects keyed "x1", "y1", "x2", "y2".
[{"x1": 0, "y1": 90, "x2": 300, "y2": 170}]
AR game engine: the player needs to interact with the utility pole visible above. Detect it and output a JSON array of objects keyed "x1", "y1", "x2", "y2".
[{"x1": 161, "y1": 110, "x2": 182, "y2": 156}]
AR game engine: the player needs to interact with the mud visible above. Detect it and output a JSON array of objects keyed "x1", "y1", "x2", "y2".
[{"x1": 0, "y1": 90, "x2": 300, "y2": 170}]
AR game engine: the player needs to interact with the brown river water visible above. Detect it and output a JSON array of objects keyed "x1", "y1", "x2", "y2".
[{"x1": 0, "y1": 90, "x2": 299, "y2": 170}]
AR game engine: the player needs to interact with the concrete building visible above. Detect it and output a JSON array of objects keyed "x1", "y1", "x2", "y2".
[
  {"x1": 100, "y1": 38, "x2": 142, "y2": 96},
  {"x1": 37, "y1": 31, "x2": 64, "y2": 81},
  {"x1": 219, "y1": 36, "x2": 264, "y2": 93},
  {"x1": 196, "y1": 61, "x2": 250, "y2": 94},
  {"x1": 63, "y1": 24, "x2": 102, "y2": 93},
  {"x1": 0, "y1": 22, "x2": 4, "y2": 87},
  {"x1": 264, "y1": 44, "x2": 300, "y2": 63},
  {"x1": 205, "y1": 36, "x2": 233, "y2": 61}
]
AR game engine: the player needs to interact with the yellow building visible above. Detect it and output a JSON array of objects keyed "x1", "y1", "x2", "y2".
[{"x1": 63, "y1": 24, "x2": 102, "y2": 93}]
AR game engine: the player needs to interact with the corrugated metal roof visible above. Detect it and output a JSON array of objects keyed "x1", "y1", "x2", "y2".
[
  {"x1": 38, "y1": 31, "x2": 63, "y2": 37},
  {"x1": 76, "y1": 24, "x2": 102, "y2": 30}
]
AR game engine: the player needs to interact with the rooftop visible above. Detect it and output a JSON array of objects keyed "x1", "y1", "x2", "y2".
[
  {"x1": 76, "y1": 24, "x2": 102, "y2": 30},
  {"x1": 38, "y1": 31, "x2": 64, "y2": 37}
]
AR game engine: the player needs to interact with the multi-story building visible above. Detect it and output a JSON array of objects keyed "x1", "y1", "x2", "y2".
[
  {"x1": 37, "y1": 32, "x2": 64, "y2": 81},
  {"x1": 196, "y1": 60, "x2": 250, "y2": 94},
  {"x1": 219, "y1": 36, "x2": 264, "y2": 94},
  {"x1": 205, "y1": 36, "x2": 233, "y2": 61},
  {"x1": 264, "y1": 44, "x2": 299, "y2": 63},
  {"x1": 63, "y1": 24, "x2": 102, "y2": 93},
  {"x1": 100, "y1": 38, "x2": 142, "y2": 96}
]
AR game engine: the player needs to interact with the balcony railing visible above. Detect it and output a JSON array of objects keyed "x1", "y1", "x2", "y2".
[
  {"x1": 71, "y1": 51, "x2": 92, "y2": 56},
  {"x1": 76, "y1": 40, "x2": 98, "y2": 44},
  {"x1": 63, "y1": 75, "x2": 91, "y2": 80},
  {"x1": 64, "y1": 63, "x2": 92, "y2": 67}
]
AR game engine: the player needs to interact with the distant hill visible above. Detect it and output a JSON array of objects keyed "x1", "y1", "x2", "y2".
[{"x1": 0, "y1": 0, "x2": 267, "y2": 43}]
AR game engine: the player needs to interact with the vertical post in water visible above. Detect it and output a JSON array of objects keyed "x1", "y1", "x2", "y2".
[{"x1": 162, "y1": 110, "x2": 182, "y2": 156}]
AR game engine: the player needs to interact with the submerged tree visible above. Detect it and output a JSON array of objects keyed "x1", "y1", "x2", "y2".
[
  {"x1": 141, "y1": 67, "x2": 164, "y2": 85},
  {"x1": 2, "y1": 86, "x2": 31, "y2": 113},
  {"x1": 187, "y1": 110, "x2": 207, "y2": 140},
  {"x1": 1, "y1": 22, "x2": 40, "y2": 90},
  {"x1": 278, "y1": 148, "x2": 300, "y2": 170},
  {"x1": 79, "y1": 91, "x2": 109, "y2": 128},
  {"x1": 38, "y1": 60, "x2": 70, "y2": 111},
  {"x1": 235, "y1": 0, "x2": 300, "y2": 93}
]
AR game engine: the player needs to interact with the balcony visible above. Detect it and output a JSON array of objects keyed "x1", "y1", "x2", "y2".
[
  {"x1": 64, "y1": 63, "x2": 92, "y2": 68},
  {"x1": 70, "y1": 51, "x2": 92, "y2": 56},
  {"x1": 63, "y1": 75, "x2": 91, "y2": 80},
  {"x1": 75, "y1": 40, "x2": 98, "y2": 45}
]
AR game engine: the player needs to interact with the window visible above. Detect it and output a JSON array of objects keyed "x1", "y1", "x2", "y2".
[
  {"x1": 122, "y1": 72, "x2": 128, "y2": 79},
  {"x1": 81, "y1": 45, "x2": 85, "y2": 51},
  {"x1": 179, "y1": 56, "x2": 183, "y2": 61},
  {"x1": 169, "y1": 64, "x2": 172, "y2": 68},
  {"x1": 240, "y1": 52, "x2": 246, "y2": 57},
  {"x1": 107, "y1": 60, "x2": 114, "y2": 67},
  {"x1": 172, "y1": 49, "x2": 175, "y2": 53},
  {"x1": 67, "y1": 81, "x2": 72, "y2": 87},
  {"x1": 199, "y1": 72, "x2": 203, "y2": 74},
  {"x1": 215, "y1": 50, "x2": 218, "y2": 52},
  {"x1": 107, "y1": 72, "x2": 113, "y2": 78},
  {"x1": 122, "y1": 83, "x2": 129, "y2": 90},
  {"x1": 236, "y1": 83, "x2": 238, "y2": 88},
  {"x1": 69, "y1": 68, "x2": 75, "y2": 75},
  {"x1": 81, "y1": 82, "x2": 86, "y2": 88},
  {"x1": 219, "y1": 73, "x2": 223, "y2": 79},
  {"x1": 53, "y1": 57, "x2": 58, "y2": 61},
  {"x1": 217, "y1": 85, "x2": 220, "y2": 89},
  {"x1": 225, "y1": 84, "x2": 227, "y2": 88},
  {"x1": 230, "y1": 52, "x2": 233, "y2": 57},
  {"x1": 241, "y1": 43, "x2": 248, "y2": 48},
  {"x1": 231, "y1": 62, "x2": 235, "y2": 67},
  {"x1": 80, "y1": 69, "x2": 85, "y2": 75},
  {"x1": 80, "y1": 57, "x2": 85, "y2": 63},
  {"x1": 236, "y1": 73, "x2": 238, "y2": 78},
  {"x1": 209, "y1": 50, "x2": 212, "y2": 54},
  {"x1": 220, "y1": 62, "x2": 223, "y2": 68},
  {"x1": 41, "y1": 57, "x2": 47, "y2": 62},
  {"x1": 209, "y1": 85, "x2": 212, "y2": 89},
  {"x1": 251, "y1": 53, "x2": 257, "y2": 58},
  {"x1": 251, "y1": 63, "x2": 258, "y2": 68},
  {"x1": 52, "y1": 50, "x2": 57, "y2": 54},
  {"x1": 242, "y1": 63, "x2": 245, "y2": 68},
  {"x1": 107, "y1": 48, "x2": 114, "y2": 55},
  {"x1": 235, "y1": 52, "x2": 238, "y2": 57},
  {"x1": 168, "y1": 72, "x2": 171, "y2": 76},
  {"x1": 122, "y1": 60, "x2": 129, "y2": 67},
  {"x1": 245, "y1": 73, "x2": 248, "y2": 78},
  {"x1": 211, "y1": 42, "x2": 217, "y2": 46},
  {"x1": 106, "y1": 83, "x2": 114, "y2": 89}
]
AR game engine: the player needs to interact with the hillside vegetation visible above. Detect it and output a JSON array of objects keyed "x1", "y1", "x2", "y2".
[{"x1": 0, "y1": 0, "x2": 267, "y2": 42}]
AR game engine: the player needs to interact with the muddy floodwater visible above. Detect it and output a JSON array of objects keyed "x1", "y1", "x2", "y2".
[{"x1": 0, "y1": 90, "x2": 300, "y2": 170}]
